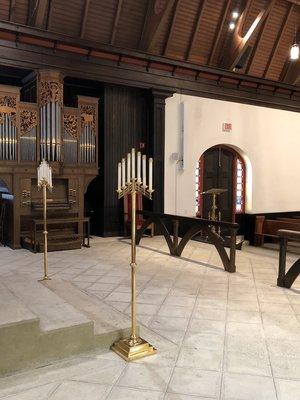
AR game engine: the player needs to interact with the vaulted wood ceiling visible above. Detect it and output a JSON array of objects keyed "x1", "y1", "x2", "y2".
[{"x1": 0, "y1": 0, "x2": 299, "y2": 84}]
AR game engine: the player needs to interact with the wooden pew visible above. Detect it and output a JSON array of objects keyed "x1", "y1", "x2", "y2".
[
  {"x1": 255, "y1": 216, "x2": 300, "y2": 246},
  {"x1": 277, "y1": 229, "x2": 300, "y2": 288}
]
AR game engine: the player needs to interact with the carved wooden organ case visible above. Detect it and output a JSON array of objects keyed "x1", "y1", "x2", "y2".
[{"x1": 0, "y1": 70, "x2": 99, "y2": 250}]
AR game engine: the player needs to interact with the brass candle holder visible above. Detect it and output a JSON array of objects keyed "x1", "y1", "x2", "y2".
[
  {"x1": 37, "y1": 160, "x2": 52, "y2": 281},
  {"x1": 111, "y1": 149, "x2": 157, "y2": 361}
]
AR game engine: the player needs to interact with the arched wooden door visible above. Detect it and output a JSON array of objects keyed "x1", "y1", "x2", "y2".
[{"x1": 196, "y1": 146, "x2": 245, "y2": 222}]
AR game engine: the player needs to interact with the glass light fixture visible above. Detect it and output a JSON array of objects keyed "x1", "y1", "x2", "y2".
[
  {"x1": 232, "y1": 11, "x2": 239, "y2": 19},
  {"x1": 229, "y1": 22, "x2": 236, "y2": 30},
  {"x1": 290, "y1": 43, "x2": 300, "y2": 61}
]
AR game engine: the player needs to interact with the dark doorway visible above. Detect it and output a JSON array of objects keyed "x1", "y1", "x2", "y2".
[{"x1": 196, "y1": 146, "x2": 246, "y2": 223}]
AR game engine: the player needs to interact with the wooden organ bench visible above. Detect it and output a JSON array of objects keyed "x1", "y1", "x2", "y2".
[
  {"x1": 0, "y1": 70, "x2": 98, "y2": 251},
  {"x1": 254, "y1": 216, "x2": 300, "y2": 246}
]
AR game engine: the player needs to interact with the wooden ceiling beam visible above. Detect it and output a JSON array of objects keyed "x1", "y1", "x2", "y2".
[
  {"x1": 263, "y1": 3, "x2": 294, "y2": 78},
  {"x1": 223, "y1": 0, "x2": 275, "y2": 70},
  {"x1": 9, "y1": 0, "x2": 17, "y2": 21},
  {"x1": 207, "y1": 0, "x2": 233, "y2": 65},
  {"x1": 80, "y1": 0, "x2": 90, "y2": 39},
  {"x1": 111, "y1": 0, "x2": 123, "y2": 45},
  {"x1": 245, "y1": 0, "x2": 276, "y2": 74},
  {"x1": 163, "y1": 0, "x2": 181, "y2": 56},
  {"x1": 27, "y1": 0, "x2": 50, "y2": 29},
  {"x1": 139, "y1": 0, "x2": 175, "y2": 51},
  {"x1": 185, "y1": 0, "x2": 206, "y2": 61}
]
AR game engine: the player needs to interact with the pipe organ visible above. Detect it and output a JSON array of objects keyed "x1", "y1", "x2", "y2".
[{"x1": 0, "y1": 70, "x2": 99, "y2": 251}]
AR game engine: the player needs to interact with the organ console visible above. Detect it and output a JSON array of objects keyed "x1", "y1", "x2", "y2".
[{"x1": 0, "y1": 69, "x2": 99, "y2": 251}]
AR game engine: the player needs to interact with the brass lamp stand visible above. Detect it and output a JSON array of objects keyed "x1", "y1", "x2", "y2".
[
  {"x1": 111, "y1": 149, "x2": 157, "y2": 361},
  {"x1": 37, "y1": 160, "x2": 52, "y2": 281}
]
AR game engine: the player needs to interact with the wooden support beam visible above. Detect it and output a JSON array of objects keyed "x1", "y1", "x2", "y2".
[
  {"x1": 185, "y1": 0, "x2": 206, "y2": 60},
  {"x1": 80, "y1": 0, "x2": 90, "y2": 39},
  {"x1": 139, "y1": 0, "x2": 175, "y2": 51},
  {"x1": 110, "y1": 0, "x2": 123, "y2": 45},
  {"x1": 263, "y1": 3, "x2": 294, "y2": 78},
  {"x1": 223, "y1": 0, "x2": 275, "y2": 70},
  {"x1": 163, "y1": 0, "x2": 181, "y2": 56},
  {"x1": 27, "y1": 0, "x2": 50, "y2": 29},
  {"x1": 9, "y1": 0, "x2": 17, "y2": 21},
  {"x1": 207, "y1": 0, "x2": 233, "y2": 65},
  {"x1": 245, "y1": 0, "x2": 276, "y2": 74}
]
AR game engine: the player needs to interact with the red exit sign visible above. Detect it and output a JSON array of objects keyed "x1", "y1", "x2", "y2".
[{"x1": 222, "y1": 123, "x2": 232, "y2": 132}]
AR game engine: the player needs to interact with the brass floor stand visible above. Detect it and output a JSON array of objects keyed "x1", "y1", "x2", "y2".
[
  {"x1": 38, "y1": 181, "x2": 51, "y2": 281},
  {"x1": 111, "y1": 178, "x2": 156, "y2": 361}
]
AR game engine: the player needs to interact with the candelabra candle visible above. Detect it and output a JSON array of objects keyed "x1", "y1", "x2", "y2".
[
  {"x1": 131, "y1": 148, "x2": 135, "y2": 179},
  {"x1": 142, "y1": 155, "x2": 146, "y2": 187},
  {"x1": 127, "y1": 153, "x2": 131, "y2": 183},
  {"x1": 137, "y1": 152, "x2": 141, "y2": 183},
  {"x1": 118, "y1": 162, "x2": 121, "y2": 191},
  {"x1": 122, "y1": 158, "x2": 126, "y2": 187},
  {"x1": 148, "y1": 158, "x2": 153, "y2": 192}
]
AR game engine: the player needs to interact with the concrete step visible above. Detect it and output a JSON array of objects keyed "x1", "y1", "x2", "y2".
[
  {"x1": 44, "y1": 279, "x2": 132, "y2": 347},
  {"x1": 0, "y1": 275, "x2": 131, "y2": 376}
]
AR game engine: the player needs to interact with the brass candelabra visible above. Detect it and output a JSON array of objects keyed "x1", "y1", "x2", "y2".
[
  {"x1": 111, "y1": 149, "x2": 157, "y2": 361},
  {"x1": 37, "y1": 160, "x2": 52, "y2": 281}
]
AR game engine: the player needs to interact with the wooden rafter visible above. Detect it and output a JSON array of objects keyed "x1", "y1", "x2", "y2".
[
  {"x1": 245, "y1": 0, "x2": 276, "y2": 74},
  {"x1": 282, "y1": 26, "x2": 300, "y2": 84},
  {"x1": 185, "y1": 0, "x2": 206, "y2": 60},
  {"x1": 163, "y1": 0, "x2": 181, "y2": 56},
  {"x1": 9, "y1": 0, "x2": 17, "y2": 21},
  {"x1": 27, "y1": 0, "x2": 50, "y2": 28},
  {"x1": 207, "y1": 0, "x2": 233, "y2": 65},
  {"x1": 80, "y1": 0, "x2": 90, "y2": 39},
  {"x1": 223, "y1": 0, "x2": 275, "y2": 70},
  {"x1": 139, "y1": 0, "x2": 176, "y2": 51},
  {"x1": 111, "y1": 0, "x2": 123, "y2": 45},
  {"x1": 263, "y1": 3, "x2": 294, "y2": 78}
]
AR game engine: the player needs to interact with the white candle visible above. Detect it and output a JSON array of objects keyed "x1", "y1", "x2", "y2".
[
  {"x1": 137, "y1": 152, "x2": 141, "y2": 183},
  {"x1": 149, "y1": 157, "x2": 153, "y2": 191},
  {"x1": 121, "y1": 158, "x2": 126, "y2": 187},
  {"x1": 37, "y1": 166, "x2": 40, "y2": 185},
  {"x1": 118, "y1": 162, "x2": 121, "y2": 191},
  {"x1": 127, "y1": 153, "x2": 131, "y2": 183},
  {"x1": 49, "y1": 167, "x2": 52, "y2": 188},
  {"x1": 131, "y1": 148, "x2": 135, "y2": 179},
  {"x1": 142, "y1": 155, "x2": 146, "y2": 186}
]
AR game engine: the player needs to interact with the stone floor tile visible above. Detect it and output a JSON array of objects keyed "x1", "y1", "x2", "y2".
[
  {"x1": 223, "y1": 372, "x2": 277, "y2": 400},
  {"x1": 259, "y1": 302, "x2": 295, "y2": 314},
  {"x1": 193, "y1": 307, "x2": 226, "y2": 321},
  {"x1": 168, "y1": 367, "x2": 221, "y2": 398},
  {"x1": 118, "y1": 364, "x2": 173, "y2": 392},
  {"x1": 275, "y1": 378, "x2": 300, "y2": 400},
  {"x1": 50, "y1": 381, "x2": 111, "y2": 400},
  {"x1": 177, "y1": 347, "x2": 222, "y2": 371},
  {"x1": 189, "y1": 319, "x2": 225, "y2": 335},
  {"x1": 158, "y1": 305, "x2": 193, "y2": 319},
  {"x1": 226, "y1": 351, "x2": 272, "y2": 376},
  {"x1": 164, "y1": 296, "x2": 196, "y2": 307},
  {"x1": 226, "y1": 321, "x2": 264, "y2": 338},
  {"x1": 183, "y1": 332, "x2": 224, "y2": 352},
  {"x1": 165, "y1": 394, "x2": 211, "y2": 400},
  {"x1": 227, "y1": 310, "x2": 261, "y2": 324},
  {"x1": 227, "y1": 300, "x2": 259, "y2": 311},
  {"x1": 150, "y1": 316, "x2": 190, "y2": 331},
  {"x1": 137, "y1": 293, "x2": 167, "y2": 305},
  {"x1": 0, "y1": 383, "x2": 57, "y2": 400},
  {"x1": 107, "y1": 386, "x2": 164, "y2": 400},
  {"x1": 270, "y1": 356, "x2": 300, "y2": 379},
  {"x1": 226, "y1": 336, "x2": 268, "y2": 356}
]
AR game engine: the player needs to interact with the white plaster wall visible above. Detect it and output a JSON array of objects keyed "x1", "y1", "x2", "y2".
[{"x1": 165, "y1": 94, "x2": 300, "y2": 216}]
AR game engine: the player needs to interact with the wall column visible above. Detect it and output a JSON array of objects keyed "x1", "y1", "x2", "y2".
[{"x1": 149, "y1": 90, "x2": 173, "y2": 213}]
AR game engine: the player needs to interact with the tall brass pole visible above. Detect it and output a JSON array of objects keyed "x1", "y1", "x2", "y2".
[
  {"x1": 40, "y1": 181, "x2": 51, "y2": 281},
  {"x1": 130, "y1": 183, "x2": 137, "y2": 344}
]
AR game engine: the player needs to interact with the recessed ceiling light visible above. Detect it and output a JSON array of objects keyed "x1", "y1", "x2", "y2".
[
  {"x1": 229, "y1": 22, "x2": 236, "y2": 30},
  {"x1": 232, "y1": 11, "x2": 239, "y2": 19},
  {"x1": 290, "y1": 43, "x2": 300, "y2": 61}
]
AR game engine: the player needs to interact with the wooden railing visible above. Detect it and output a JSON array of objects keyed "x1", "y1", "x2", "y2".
[
  {"x1": 136, "y1": 211, "x2": 239, "y2": 273},
  {"x1": 277, "y1": 229, "x2": 300, "y2": 288}
]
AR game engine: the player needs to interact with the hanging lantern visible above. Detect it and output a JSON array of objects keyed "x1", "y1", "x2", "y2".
[{"x1": 290, "y1": 43, "x2": 300, "y2": 61}]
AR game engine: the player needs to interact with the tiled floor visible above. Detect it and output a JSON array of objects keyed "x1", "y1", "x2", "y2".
[{"x1": 0, "y1": 236, "x2": 299, "y2": 399}]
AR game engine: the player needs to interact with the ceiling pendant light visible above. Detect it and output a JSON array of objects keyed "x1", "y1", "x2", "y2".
[
  {"x1": 290, "y1": 43, "x2": 299, "y2": 61},
  {"x1": 290, "y1": 26, "x2": 299, "y2": 61}
]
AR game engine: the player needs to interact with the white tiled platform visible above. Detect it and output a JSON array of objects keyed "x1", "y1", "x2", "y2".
[{"x1": 0, "y1": 236, "x2": 299, "y2": 400}]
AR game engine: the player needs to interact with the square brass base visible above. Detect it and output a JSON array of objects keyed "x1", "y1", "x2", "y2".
[{"x1": 111, "y1": 337, "x2": 157, "y2": 361}]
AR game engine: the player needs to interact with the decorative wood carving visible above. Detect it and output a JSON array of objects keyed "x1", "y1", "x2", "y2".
[
  {"x1": 39, "y1": 81, "x2": 63, "y2": 106},
  {"x1": 19, "y1": 109, "x2": 38, "y2": 136},
  {"x1": 63, "y1": 113, "x2": 78, "y2": 139},
  {"x1": 80, "y1": 104, "x2": 96, "y2": 133},
  {"x1": 0, "y1": 95, "x2": 17, "y2": 116}
]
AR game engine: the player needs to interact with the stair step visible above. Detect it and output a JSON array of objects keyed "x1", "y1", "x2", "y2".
[{"x1": 3, "y1": 276, "x2": 91, "y2": 332}]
